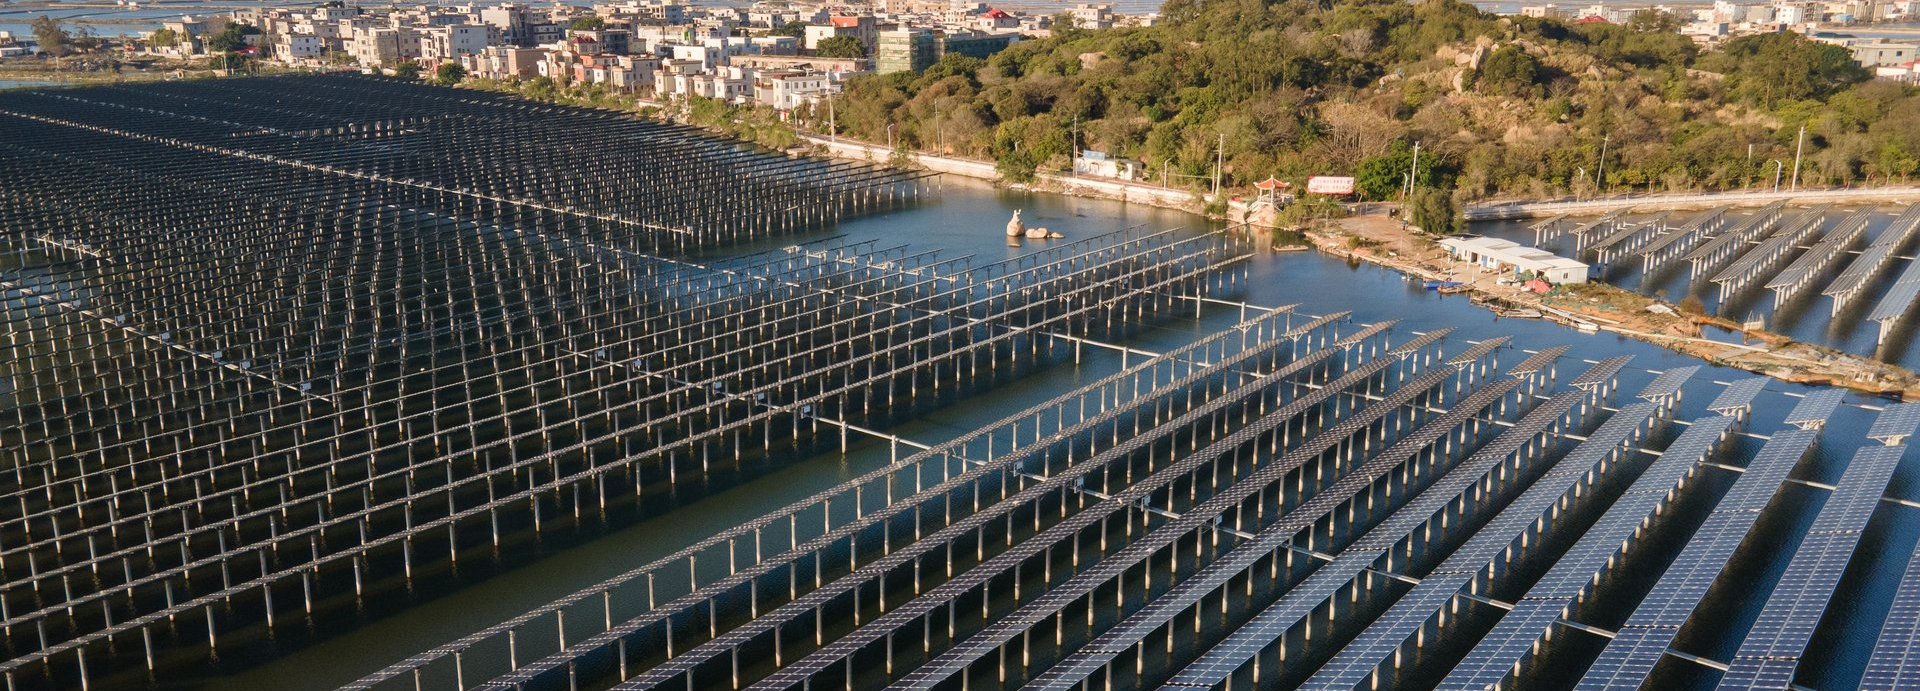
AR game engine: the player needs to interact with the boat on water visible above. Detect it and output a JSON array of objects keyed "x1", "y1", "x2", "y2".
[{"x1": 1423, "y1": 280, "x2": 1463, "y2": 290}]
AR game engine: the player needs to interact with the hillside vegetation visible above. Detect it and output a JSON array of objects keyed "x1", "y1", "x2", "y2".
[{"x1": 821, "y1": 0, "x2": 1919, "y2": 218}]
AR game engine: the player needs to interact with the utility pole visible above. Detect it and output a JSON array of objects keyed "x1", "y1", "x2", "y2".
[
  {"x1": 1596, "y1": 133, "x2": 1610, "y2": 195},
  {"x1": 1404, "y1": 140, "x2": 1421, "y2": 198},
  {"x1": 827, "y1": 97, "x2": 836, "y2": 141},
  {"x1": 1212, "y1": 132, "x2": 1223, "y2": 200},
  {"x1": 1790, "y1": 124, "x2": 1805, "y2": 192}
]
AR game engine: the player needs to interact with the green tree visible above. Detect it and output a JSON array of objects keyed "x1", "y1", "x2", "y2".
[
  {"x1": 816, "y1": 35, "x2": 865, "y2": 59},
  {"x1": 30, "y1": 16, "x2": 69, "y2": 56},
  {"x1": 1354, "y1": 141, "x2": 1442, "y2": 200},
  {"x1": 568, "y1": 16, "x2": 605, "y2": 31},
  {"x1": 148, "y1": 27, "x2": 180, "y2": 48},
  {"x1": 1407, "y1": 187, "x2": 1462, "y2": 234},
  {"x1": 772, "y1": 21, "x2": 807, "y2": 38},
  {"x1": 393, "y1": 62, "x2": 422, "y2": 80},
  {"x1": 435, "y1": 62, "x2": 467, "y2": 86},
  {"x1": 205, "y1": 22, "x2": 260, "y2": 53},
  {"x1": 1625, "y1": 9, "x2": 1681, "y2": 33},
  {"x1": 1476, "y1": 45, "x2": 1538, "y2": 95},
  {"x1": 1700, "y1": 33, "x2": 1870, "y2": 108}
]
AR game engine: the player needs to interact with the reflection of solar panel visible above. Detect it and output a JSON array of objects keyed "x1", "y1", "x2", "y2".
[
  {"x1": 1715, "y1": 444, "x2": 1905, "y2": 690},
  {"x1": 1867, "y1": 403, "x2": 1920, "y2": 445},
  {"x1": 1572, "y1": 429, "x2": 1818, "y2": 691},
  {"x1": 1438, "y1": 416, "x2": 1736, "y2": 691},
  {"x1": 1707, "y1": 377, "x2": 1769, "y2": 416},
  {"x1": 1861, "y1": 547, "x2": 1920, "y2": 691},
  {"x1": 1784, "y1": 389, "x2": 1846, "y2": 429}
]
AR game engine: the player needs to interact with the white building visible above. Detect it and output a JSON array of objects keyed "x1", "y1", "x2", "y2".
[
  {"x1": 1439, "y1": 236, "x2": 1591, "y2": 284},
  {"x1": 420, "y1": 24, "x2": 490, "y2": 64}
]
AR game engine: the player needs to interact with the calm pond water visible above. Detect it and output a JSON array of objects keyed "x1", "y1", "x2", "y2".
[{"x1": 172, "y1": 178, "x2": 1914, "y2": 691}]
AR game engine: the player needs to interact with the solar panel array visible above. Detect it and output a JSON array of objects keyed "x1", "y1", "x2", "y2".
[
  {"x1": 1297, "y1": 401, "x2": 1661, "y2": 690},
  {"x1": 1824, "y1": 203, "x2": 1920, "y2": 316},
  {"x1": 1862, "y1": 546, "x2": 1920, "y2": 690},
  {"x1": 1684, "y1": 200, "x2": 1790, "y2": 279},
  {"x1": 1768, "y1": 208, "x2": 1867, "y2": 307},
  {"x1": 11, "y1": 78, "x2": 1917, "y2": 691},
  {"x1": 1637, "y1": 206, "x2": 1731, "y2": 274},
  {"x1": 1784, "y1": 388, "x2": 1847, "y2": 429},
  {"x1": 1573, "y1": 429, "x2": 1820, "y2": 691},
  {"x1": 1715, "y1": 443, "x2": 1906, "y2": 689},
  {"x1": 1437, "y1": 415, "x2": 1736, "y2": 691},
  {"x1": 1707, "y1": 376, "x2": 1770, "y2": 417}
]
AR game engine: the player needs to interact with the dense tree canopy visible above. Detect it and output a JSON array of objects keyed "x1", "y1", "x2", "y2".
[
  {"x1": 815, "y1": 35, "x2": 866, "y2": 59},
  {"x1": 818, "y1": 0, "x2": 1918, "y2": 204},
  {"x1": 31, "y1": 16, "x2": 68, "y2": 55}
]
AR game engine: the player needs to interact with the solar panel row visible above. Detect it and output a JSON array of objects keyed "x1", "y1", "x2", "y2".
[
  {"x1": 1713, "y1": 443, "x2": 1906, "y2": 689},
  {"x1": 1571, "y1": 429, "x2": 1820, "y2": 691},
  {"x1": 1158, "y1": 368, "x2": 1614, "y2": 690},
  {"x1": 1296, "y1": 403, "x2": 1661, "y2": 690},
  {"x1": 1437, "y1": 416, "x2": 1737, "y2": 691}
]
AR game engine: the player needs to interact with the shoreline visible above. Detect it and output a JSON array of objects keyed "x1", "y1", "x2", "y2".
[
  {"x1": 806, "y1": 131, "x2": 1918, "y2": 398},
  {"x1": 1307, "y1": 212, "x2": 1920, "y2": 399}
]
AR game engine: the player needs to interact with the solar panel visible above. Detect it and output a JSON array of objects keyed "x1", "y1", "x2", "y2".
[
  {"x1": 1707, "y1": 377, "x2": 1769, "y2": 415},
  {"x1": 1636, "y1": 366, "x2": 1698, "y2": 404},
  {"x1": 1571, "y1": 430, "x2": 1818, "y2": 690},
  {"x1": 1439, "y1": 417, "x2": 1736, "y2": 690},
  {"x1": 1784, "y1": 389, "x2": 1846, "y2": 429},
  {"x1": 1336, "y1": 320, "x2": 1398, "y2": 347},
  {"x1": 1860, "y1": 546, "x2": 1920, "y2": 691},
  {"x1": 1569, "y1": 356, "x2": 1632, "y2": 390},
  {"x1": 1769, "y1": 210, "x2": 1866, "y2": 292},
  {"x1": 1300, "y1": 575, "x2": 1472, "y2": 690},
  {"x1": 1449, "y1": 336, "x2": 1512, "y2": 367},
  {"x1": 1161, "y1": 377, "x2": 1607, "y2": 690},
  {"x1": 1715, "y1": 444, "x2": 1905, "y2": 689},
  {"x1": 1506, "y1": 345, "x2": 1571, "y2": 378},
  {"x1": 1390, "y1": 327, "x2": 1454, "y2": 356},
  {"x1": 1436, "y1": 599, "x2": 1568, "y2": 690},
  {"x1": 1867, "y1": 403, "x2": 1920, "y2": 444},
  {"x1": 888, "y1": 361, "x2": 1455, "y2": 689}
]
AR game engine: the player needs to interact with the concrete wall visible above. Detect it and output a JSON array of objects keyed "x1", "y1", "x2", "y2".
[
  {"x1": 807, "y1": 135, "x2": 1208, "y2": 211},
  {"x1": 1466, "y1": 185, "x2": 1920, "y2": 221}
]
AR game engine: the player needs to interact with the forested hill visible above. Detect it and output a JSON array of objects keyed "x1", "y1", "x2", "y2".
[{"x1": 825, "y1": 0, "x2": 1919, "y2": 221}]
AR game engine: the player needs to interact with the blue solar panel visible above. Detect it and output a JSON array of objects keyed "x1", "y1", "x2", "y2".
[
  {"x1": 1867, "y1": 403, "x2": 1920, "y2": 445},
  {"x1": 1783, "y1": 389, "x2": 1845, "y2": 429},
  {"x1": 1570, "y1": 429, "x2": 1818, "y2": 691},
  {"x1": 1438, "y1": 417, "x2": 1737, "y2": 691},
  {"x1": 1707, "y1": 377, "x2": 1769, "y2": 416},
  {"x1": 1861, "y1": 545, "x2": 1920, "y2": 690},
  {"x1": 1715, "y1": 444, "x2": 1905, "y2": 690}
]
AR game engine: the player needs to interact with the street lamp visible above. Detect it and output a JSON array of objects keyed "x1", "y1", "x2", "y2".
[
  {"x1": 1771, "y1": 160, "x2": 1784, "y2": 193},
  {"x1": 886, "y1": 122, "x2": 896, "y2": 150}
]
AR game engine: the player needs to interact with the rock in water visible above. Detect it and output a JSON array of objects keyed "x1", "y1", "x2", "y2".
[
  {"x1": 1026, "y1": 226, "x2": 1061, "y2": 239},
  {"x1": 1006, "y1": 210, "x2": 1025, "y2": 237}
]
